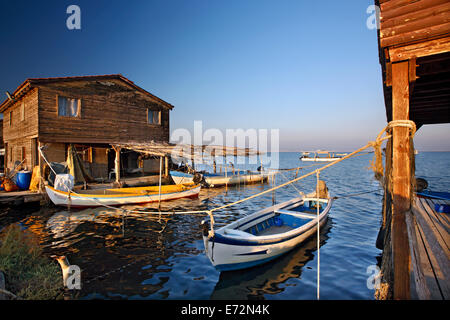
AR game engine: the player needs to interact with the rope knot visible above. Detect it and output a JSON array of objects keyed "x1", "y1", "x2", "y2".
[{"x1": 387, "y1": 120, "x2": 416, "y2": 137}]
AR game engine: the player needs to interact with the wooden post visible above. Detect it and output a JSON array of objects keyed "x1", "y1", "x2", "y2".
[
  {"x1": 113, "y1": 146, "x2": 121, "y2": 184},
  {"x1": 391, "y1": 60, "x2": 411, "y2": 300},
  {"x1": 38, "y1": 141, "x2": 44, "y2": 192},
  {"x1": 225, "y1": 164, "x2": 228, "y2": 192},
  {"x1": 212, "y1": 149, "x2": 216, "y2": 173},
  {"x1": 164, "y1": 156, "x2": 169, "y2": 177},
  {"x1": 158, "y1": 156, "x2": 162, "y2": 208},
  {"x1": 260, "y1": 158, "x2": 263, "y2": 184},
  {"x1": 191, "y1": 146, "x2": 195, "y2": 172},
  {"x1": 272, "y1": 173, "x2": 275, "y2": 205}
]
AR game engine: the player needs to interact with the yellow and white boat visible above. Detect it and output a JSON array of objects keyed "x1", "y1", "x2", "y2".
[{"x1": 45, "y1": 184, "x2": 201, "y2": 208}]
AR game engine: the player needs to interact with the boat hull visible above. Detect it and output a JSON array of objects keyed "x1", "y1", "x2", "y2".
[
  {"x1": 170, "y1": 170, "x2": 274, "y2": 187},
  {"x1": 202, "y1": 197, "x2": 332, "y2": 271},
  {"x1": 170, "y1": 172, "x2": 194, "y2": 185},
  {"x1": 45, "y1": 184, "x2": 201, "y2": 208}
]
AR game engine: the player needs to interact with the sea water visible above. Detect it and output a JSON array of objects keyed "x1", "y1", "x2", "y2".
[{"x1": 3, "y1": 152, "x2": 449, "y2": 300}]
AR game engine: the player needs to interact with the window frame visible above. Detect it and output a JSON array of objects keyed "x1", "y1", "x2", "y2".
[
  {"x1": 56, "y1": 94, "x2": 82, "y2": 118},
  {"x1": 147, "y1": 108, "x2": 161, "y2": 126}
]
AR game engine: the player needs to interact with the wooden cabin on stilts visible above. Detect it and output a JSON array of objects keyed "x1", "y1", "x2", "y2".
[
  {"x1": 0, "y1": 74, "x2": 175, "y2": 196},
  {"x1": 374, "y1": 0, "x2": 450, "y2": 300}
]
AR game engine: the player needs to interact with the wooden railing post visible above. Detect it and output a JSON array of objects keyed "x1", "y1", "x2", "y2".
[
  {"x1": 391, "y1": 60, "x2": 412, "y2": 299},
  {"x1": 164, "y1": 156, "x2": 169, "y2": 177}
]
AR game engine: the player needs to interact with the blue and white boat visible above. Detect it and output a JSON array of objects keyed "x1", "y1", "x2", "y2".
[
  {"x1": 170, "y1": 170, "x2": 274, "y2": 187},
  {"x1": 201, "y1": 195, "x2": 332, "y2": 271}
]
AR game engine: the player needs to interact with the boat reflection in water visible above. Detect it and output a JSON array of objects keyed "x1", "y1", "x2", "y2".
[{"x1": 210, "y1": 218, "x2": 332, "y2": 300}]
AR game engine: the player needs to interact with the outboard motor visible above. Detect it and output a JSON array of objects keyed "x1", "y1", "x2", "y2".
[
  {"x1": 193, "y1": 172, "x2": 211, "y2": 188},
  {"x1": 193, "y1": 172, "x2": 203, "y2": 184}
]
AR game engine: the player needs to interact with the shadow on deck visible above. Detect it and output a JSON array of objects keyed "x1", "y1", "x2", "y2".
[{"x1": 407, "y1": 196, "x2": 450, "y2": 299}]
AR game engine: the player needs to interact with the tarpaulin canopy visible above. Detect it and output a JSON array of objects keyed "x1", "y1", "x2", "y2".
[{"x1": 66, "y1": 144, "x2": 94, "y2": 184}]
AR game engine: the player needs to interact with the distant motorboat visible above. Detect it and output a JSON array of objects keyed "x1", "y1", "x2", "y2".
[{"x1": 299, "y1": 150, "x2": 347, "y2": 162}]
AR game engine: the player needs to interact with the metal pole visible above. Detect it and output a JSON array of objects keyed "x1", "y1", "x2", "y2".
[
  {"x1": 316, "y1": 170, "x2": 320, "y2": 300},
  {"x1": 225, "y1": 163, "x2": 228, "y2": 192},
  {"x1": 158, "y1": 156, "x2": 162, "y2": 209}
]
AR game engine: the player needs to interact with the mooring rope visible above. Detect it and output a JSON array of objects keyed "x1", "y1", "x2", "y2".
[
  {"x1": 332, "y1": 188, "x2": 383, "y2": 200},
  {"x1": 38, "y1": 125, "x2": 396, "y2": 229},
  {"x1": 38, "y1": 121, "x2": 417, "y2": 291}
]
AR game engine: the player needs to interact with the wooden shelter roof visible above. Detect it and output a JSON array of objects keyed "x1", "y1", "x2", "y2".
[
  {"x1": 376, "y1": 0, "x2": 450, "y2": 127},
  {"x1": 112, "y1": 141, "x2": 263, "y2": 161}
]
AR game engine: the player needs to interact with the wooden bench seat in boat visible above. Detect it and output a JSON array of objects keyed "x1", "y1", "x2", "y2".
[
  {"x1": 274, "y1": 209, "x2": 317, "y2": 220},
  {"x1": 223, "y1": 228, "x2": 256, "y2": 238}
]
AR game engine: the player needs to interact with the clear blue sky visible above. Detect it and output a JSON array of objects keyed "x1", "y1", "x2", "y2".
[{"x1": 0, "y1": 0, "x2": 448, "y2": 151}]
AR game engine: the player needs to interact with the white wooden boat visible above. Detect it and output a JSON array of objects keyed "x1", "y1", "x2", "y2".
[
  {"x1": 299, "y1": 150, "x2": 346, "y2": 162},
  {"x1": 201, "y1": 196, "x2": 332, "y2": 271},
  {"x1": 170, "y1": 170, "x2": 274, "y2": 187},
  {"x1": 45, "y1": 184, "x2": 201, "y2": 208}
]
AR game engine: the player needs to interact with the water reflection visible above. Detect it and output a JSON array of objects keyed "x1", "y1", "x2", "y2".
[
  {"x1": 0, "y1": 152, "x2": 410, "y2": 299},
  {"x1": 210, "y1": 219, "x2": 332, "y2": 300}
]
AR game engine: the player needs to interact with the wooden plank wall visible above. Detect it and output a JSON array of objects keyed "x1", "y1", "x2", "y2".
[
  {"x1": 2, "y1": 88, "x2": 39, "y2": 171},
  {"x1": 379, "y1": 0, "x2": 450, "y2": 48},
  {"x1": 43, "y1": 142, "x2": 66, "y2": 163},
  {"x1": 0, "y1": 119, "x2": 3, "y2": 148},
  {"x1": 3, "y1": 88, "x2": 39, "y2": 142},
  {"x1": 37, "y1": 80, "x2": 170, "y2": 144}
]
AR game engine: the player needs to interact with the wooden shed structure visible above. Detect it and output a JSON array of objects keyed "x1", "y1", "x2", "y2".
[
  {"x1": 0, "y1": 74, "x2": 174, "y2": 183},
  {"x1": 375, "y1": 0, "x2": 450, "y2": 300}
]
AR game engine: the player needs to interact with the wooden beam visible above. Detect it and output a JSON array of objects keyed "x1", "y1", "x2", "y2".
[
  {"x1": 389, "y1": 36, "x2": 450, "y2": 62},
  {"x1": 38, "y1": 140, "x2": 43, "y2": 192},
  {"x1": 386, "y1": 63, "x2": 393, "y2": 86},
  {"x1": 112, "y1": 146, "x2": 121, "y2": 183},
  {"x1": 164, "y1": 156, "x2": 169, "y2": 177},
  {"x1": 391, "y1": 60, "x2": 412, "y2": 300}
]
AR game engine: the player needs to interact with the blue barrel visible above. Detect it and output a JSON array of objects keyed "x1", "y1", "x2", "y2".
[{"x1": 16, "y1": 171, "x2": 32, "y2": 190}]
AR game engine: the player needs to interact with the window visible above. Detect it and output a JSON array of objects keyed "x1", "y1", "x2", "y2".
[
  {"x1": 58, "y1": 96, "x2": 80, "y2": 117},
  {"x1": 9, "y1": 111, "x2": 12, "y2": 126},
  {"x1": 147, "y1": 109, "x2": 161, "y2": 125}
]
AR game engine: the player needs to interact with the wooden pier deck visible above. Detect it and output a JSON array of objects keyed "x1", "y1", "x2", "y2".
[
  {"x1": 0, "y1": 190, "x2": 44, "y2": 205},
  {"x1": 0, "y1": 175, "x2": 172, "y2": 206},
  {"x1": 374, "y1": 0, "x2": 450, "y2": 299},
  {"x1": 407, "y1": 196, "x2": 450, "y2": 299}
]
